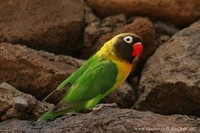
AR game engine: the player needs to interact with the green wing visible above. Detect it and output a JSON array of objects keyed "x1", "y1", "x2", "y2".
[
  {"x1": 66, "y1": 59, "x2": 118, "y2": 102},
  {"x1": 52, "y1": 58, "x2": 118, "y2": 113},
  {"x1": 42, "y1": 56, "x2": 97, "y2": 101},
  {"x1": 38, "y1": 57, "x2": 118, "y2": 121},
  {"x1": 57, "y1": 56, "x2": 98, "y2": 90}
]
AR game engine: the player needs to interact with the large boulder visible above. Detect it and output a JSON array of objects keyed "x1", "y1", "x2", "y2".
[
  {"x1": 134, "y1": 21, "x2": 200, "y2": 116},
  {"x1": 86, "y1": 0, "x2": 200, "y2": 26},
  {"x1": 0, "y1": 107, "x2": 199, "y2": 133},
  {"x1": 0, "y1": 0, "x2": 84, "y2": 55},
  {"x1": 0, "y1": 42, "x2": 79, "y2": 100}
]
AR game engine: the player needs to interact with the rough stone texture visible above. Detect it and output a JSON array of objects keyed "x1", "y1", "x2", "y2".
[
  {"x1": 103, "y1": 82, "x2": 136, "y2": 108},
  {"x1": 0, "y1": 82, "x2": 19, "y2": 92},
  {"x1": 84, "y1": 0, "x2": 100, "y2": 25},
  {"x1": 0, "y1": 107, "x2": 200, "y2": 133},
  {"x1": 134, "y1": 21, "x2": 200, "y2": 116},
  {"x1": 82, "y1": 17, "x2": 157, "y2": 75},
  {"x1": 0, "y1": 83, "x2": 53, "y2": 121},
  {"x1": 0, "y1": 0, "x2": 84, "y2": 55},
  {"x1": 0, "y1": 42, "x2": 79, "y2": 100},
  {"x1": 82, "y1": 13, "x2": 127, "y2": 59},
  {"x1": 86, "y1": 0, "x2": 200, "y2": 26},
  {"x1": 83, "y1": 14, "x2": 127, "y2": 46},
  {"x1": 32, "y1": 101, "x2": 54, "y2": 121},
  {"x1": 154, "y1": 21, "x2": 180, "y2": 37}
]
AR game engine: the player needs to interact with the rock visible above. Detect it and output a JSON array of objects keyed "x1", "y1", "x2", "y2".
[
  {"x1": 82, "y1": 17, "x2": 157, "y2": 75},
  {"x1": 0, "y1": 88, "x2": 13, "y2": 114},
  {"x1": 83, "y1": 22, "x2": 101, "y2": 48},
  {"x1": 83, "y1": 0, "x2": 100, "y2": 24},
  {"x1": 0, "y1": 42, "x2": 79, "y2": 100},
  {"x1": 0, "y1": 82, "x2": 19, "y2": 92},
  {"x1": 0, "y1": 107, "x2": 200, "y2": 133},
  {"x1": 86, "y1": 0, "x2": 200, "y2": 26},
  {"x1": 0, "y1": 0, "x2": 84, "y2": 56},
  {"x1": 134, "y1": 21, "x2": 200, "y2": 116},
  {"x1": 0, "y1": 84, "x2": 53, "y2": 121},
  {"x1": 103, "y1": 82, "x2": 137, "y2": 108},
  {"x1": 32, "y1": 101, "x2": 54, "y2": 121},
  {"x1": 155, "y1": 21, "x2": 180, "y2": 36},
  {"x1": 82, "y1": 0, "x2": 128, "y2": 54},
  {"x1": 101, "y1": 14, "x2": 127, "y2": 28},
  {"x1": 157, "y1": 34, "x2": 170, "y2": 44},
  {"x1": 13, "y1": 96, "x2": 28, "y2": 111},
  {"x1": 82, "y1": 14, "x2": 127, "y2": 59}
]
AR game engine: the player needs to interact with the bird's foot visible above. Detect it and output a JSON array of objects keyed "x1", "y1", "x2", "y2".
[{"x1": 92, "y1": 103, "x2": 117, "y2": 113}]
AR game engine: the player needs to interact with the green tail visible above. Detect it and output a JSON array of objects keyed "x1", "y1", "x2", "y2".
[{"x1": 37, "y1": 111, "x2": 62, "y2": 122}]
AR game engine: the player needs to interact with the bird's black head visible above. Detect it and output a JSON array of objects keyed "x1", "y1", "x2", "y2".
[{"x1": 112, "y1": 33, "x2": 143, "y2": 63}]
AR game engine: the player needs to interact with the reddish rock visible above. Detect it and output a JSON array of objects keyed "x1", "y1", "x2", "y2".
[
  {"x1": 0, "y1": 107, "x2": 200, "y2": 133},
  {"x1": 134, "y1": 20, "x2": 200, "y2": 116},
  {"x1": 0, "y1": 0, "x2": 84, "y2": 55},
  {"x1": 0, "y1": 42, "x2": 79, "y2": 100},
  {"x1": 87, "y1": 0, "x2": 200, "y2": 26}
]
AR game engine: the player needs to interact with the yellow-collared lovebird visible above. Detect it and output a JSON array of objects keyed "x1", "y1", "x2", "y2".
[{"x1": 38, "y1": 33, "x2": 143, "y2": 121}]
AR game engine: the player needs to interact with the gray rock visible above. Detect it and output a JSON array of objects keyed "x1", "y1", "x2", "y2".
[
  {"x1": 155, "y1": 21, "x2": 180, "y2": 36},
  {"x1": 0, "y1": 87, "x2": 53, "y2": 121},
  {"x1": 0, "y1": 82, "x2": 19, "y2": 92},
  {"x1": 0, "y1": 107, "x2": 200, "y2": 133},
  {"x1": 13, "y1": 96, "x2": 28, "y2": 110},
  {"x1": 134, "y1": 20, "x2": 200, "y2": 116}
]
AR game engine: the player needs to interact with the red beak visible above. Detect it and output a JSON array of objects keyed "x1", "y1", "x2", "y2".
[{"x1": 132, "y1": 42, "x2": 143, "y2": 57}]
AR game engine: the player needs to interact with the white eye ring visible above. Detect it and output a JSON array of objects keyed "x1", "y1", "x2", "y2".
[{"x1": 123, "y1": 36, "x2": 133, "y2": 44}]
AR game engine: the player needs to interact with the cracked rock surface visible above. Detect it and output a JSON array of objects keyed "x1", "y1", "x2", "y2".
[{"x1": 0, "y1": 107, "x2": 200, "y2": 133}]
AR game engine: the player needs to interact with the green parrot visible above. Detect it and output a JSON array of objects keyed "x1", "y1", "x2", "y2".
[{"x1": 37, "y1": 33, "x2": 143, "y2": 121}]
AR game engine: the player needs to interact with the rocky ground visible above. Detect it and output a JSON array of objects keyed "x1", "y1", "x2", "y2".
[{"x1": 0, "y1": 0, "x2": 200, "y2": 133}]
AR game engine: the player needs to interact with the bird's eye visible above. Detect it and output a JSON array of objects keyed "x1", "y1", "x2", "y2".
[{"x1": 123, "y1": 36, "x2": 133, "y2": 44}]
